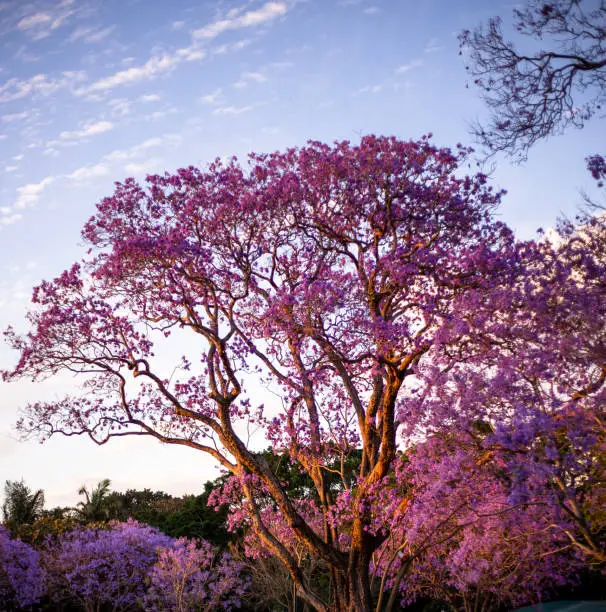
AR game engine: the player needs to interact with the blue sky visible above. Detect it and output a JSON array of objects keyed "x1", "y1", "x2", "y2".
[{"x1": 0, "y1": 0, "x2": 603, "y2": 508}]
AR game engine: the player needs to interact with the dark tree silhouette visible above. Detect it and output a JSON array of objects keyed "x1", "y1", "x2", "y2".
[
  {"x1": 75, "y1": 478, "x2": 112, "y2": 522},
  {"x1": 2, "y1": 479, "x2": 45, "y2": 527},
  {"x1": 460, "y1": 0, "x2": 606, "y2": 161}
]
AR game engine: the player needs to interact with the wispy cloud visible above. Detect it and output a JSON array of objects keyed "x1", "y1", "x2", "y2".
[
  {"x1": 66, "y1": 163, "x2": 109, "y2": 182},
  {"x1": 103, "y1": 136, "x2": 175, "y2": 162},
  {"x1": 108, "y1": 98, "x2": 131, "y2": 117},
  {"x1": 200, "y1": 88, "x2": 223, "y2": 105},
  {"x1": 145, "y1": 108, "x2": 178, "y2": 121},
  {"x1": 0, "y1": 71, "x2": 86, "y2": 103},
  {"x1": 85, "y1": 54, "x2": 180, "y2": 93},
  {"x1": 17, "y1": 12, "x2": 52, "y2": 30},
  {"x1": 14, "y1": 177, "x2": 55, "y2": 210},
  {"x1": 193, "y1": 2, "x2": 287, "y2": 40},
  {"x1": 140, "y1": 93, "x2": 161, "y2": 103},
  {"x1": 363, "y1": 6, "x2": 381, "y2": 14},
  {"x1": 16, "y1": 3, "x2": 76, "y2": 39},
  {"x1": 213, "y1": 105, "x2": 253, "y2": 115},
  {"x1": 1, "y1": 111, "x2": 29, "y2": 122},
  {"x1": 356, "y1": 84, "x2": 382, "y2": 94},
  {"x1": 69, "y1": 25, "x2": 116, "y2": 44},
  {"x1": 176, "y1": 46, "x2": 206, "y2": 61},
  {"x1": 1, "y1": 213, "x2": 23, "y2": 226},
  {"x1": 424, "y1": 37, "x2": 442, "y2": 54},
  {"x1": 233, "y1": 71, "x2": 267, "y2": 88},
  {"x1": 212, "y1": 39, "x2": 251, "y2": 55},
  {"x1": 124, "y1": 159, "x2": 162, "y2": 175},
  {"x1": 396, "y1": 59, "x2": 423, "y2": 73},
  {"x1": 59, "y1": 120, "x2": 114, "y2": 140}
]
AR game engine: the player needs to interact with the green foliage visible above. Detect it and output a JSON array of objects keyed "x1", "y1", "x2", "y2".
[
  {"x1": 10, "y1": 516, "x2": 80, "y2": 546},
  {"x1": 2, "y1": 479, "x2": 45, "y2": 528},
  {"x1": 104, "y1": 488, "x2": 180, "y2": 524},
  {"x1": 75, "y1": 478, "x2": 112, "y2": 523},
  {"x1": 160, "y1": 486, "x2": 229, "y2": 546}
]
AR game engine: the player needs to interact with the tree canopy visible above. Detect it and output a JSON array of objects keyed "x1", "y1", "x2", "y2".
[{"x1": 4, "y1": 135, "x2": 605, "y2": 611}]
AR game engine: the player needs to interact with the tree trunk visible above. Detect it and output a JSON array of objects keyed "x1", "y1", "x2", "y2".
[
  {"x1": 329, "y1": 565, "x2": 373, "y2": 612},
  {"x1": 327, "y1": 539, "x2": 374, "y2": 611}
]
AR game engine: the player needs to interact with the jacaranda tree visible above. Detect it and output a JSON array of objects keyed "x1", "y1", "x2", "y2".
[{"x1": 5, "y1": 135, "x2": 601, "y2": 610}]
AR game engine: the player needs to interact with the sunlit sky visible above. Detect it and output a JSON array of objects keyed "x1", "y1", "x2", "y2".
[{"x1": 0, "y1": 0, "x2": 602, "y2": 509}]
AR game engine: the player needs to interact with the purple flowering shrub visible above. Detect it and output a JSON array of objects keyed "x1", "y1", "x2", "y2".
[
  {"x1": 0, "y1": 526, "x2": 45, "y2": 609},
  {"x1": 39, "y1": 519, "x2": 249, "y2": 611},
  {"x1": 42, "y1": 519, "x2": 172, "y2": 610},
  {"x1": 144, "y1": 537, "x2": 250, "y2": 611}
]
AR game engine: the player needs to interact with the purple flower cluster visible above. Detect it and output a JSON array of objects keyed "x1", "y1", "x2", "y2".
[
  {"x1": 0, "y1": 520, "x2": 248, "y2": 610},
  {"x1": 0, "y1": 526, "x2": 45, "y2": 608}
]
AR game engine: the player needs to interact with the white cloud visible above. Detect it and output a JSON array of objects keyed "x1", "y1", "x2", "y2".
[
  {"x1": 16, "y1": 4, "x2": 76, "y2": 39},
  {"x1": 140, "y1": 93, "x2": 161, "y2": 103},
  {"x1": 17, "y1": 12, "x2": 52, "y2": 30},
  {"x1": 1, "y1": 111, "x2": 28, "y2": 122},
  {"x1": 212, "y1": 39, "x2": 251, "y2": 55},
  {"x1": 66, "y1": 163, "x2": 109, "y2": 181},
  {"x1": 85, "y1": 54, "x2": 180, "y2": 93},
  {"x1": 233, "y1": 71, "x2": 267, "y2": 88},
  {"x1": 69, "y1": 25, "x2": 116, "y2": 43},
  {"x1": 0, "y1": 71, "x2": 86, "y2": 103},
  {"x1": 145, "y1": 108, "x2": 177, "y2": 121},
  {"x1": 213, "y1": 105, "x2": 252, "y2": 115},
  {"x1": 200, "y1": 88, "x2": 223, "y2": 105},
  {"x1": 363, "y1": 6, "x2": 381, "y2": 14},
  {"x1": 396, "y1": 59, "x2": 423, "y2": 73},
  {"x1": 104, "y1": 137, "x2": 165, "y2": 162},
  {"x1": 176, "y1": 46, "x2": 206, "y2": 61},
  {"x1": 124, "y1": 160, "x2": 160, "y2": 174},
  {"x1": 424, "y1": 37, "x2": 442, "y2": 54},
  {"x1": 0, "y1": 75, "x2": 58, "y2": 102},
  {"x1": 172, "y1": 21, "x2": 185, "y2": 30},
  {"x1": 269, "y1": 61, "x2": 294, "y2": 70},
  {"x1": 193, "y1": 2, "x2": 287, "y2": 40},
  {"x1": 356, "y1": 84, "x2": 382, "y2": 94},
  {"x1": 1, "y1": 214, "x2": 23, "y2": 226},
  {"x1": 85, "y1": 25, "x2": 115, "y2": 43},
  {"x1": 59, "y1": 120, "x2": 114, "y2": 140},
  {"x1": 14, "y1": 177, "x2": 55, "y2": 210},
  {"x1": 4, "y1": 165, "x2": 18, "y2": 172},
  {"x1": 108, "y1": 98, "x2": 131, "y2": 116}
]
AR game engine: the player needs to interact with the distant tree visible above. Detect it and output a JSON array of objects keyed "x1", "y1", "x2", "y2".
[
  {"x1": 460, "y1": 0, "x2": 605, "y2": 161},
  {"x1": 161, "y1": 483, "x2": 230, "y2": 546},
  {"x1": 104, "y1": 487, "x2": 179, "y2": 523},
  {"x1": 75, "y1": 478, "x2": 112, "y2": 523},
  {"x1": 2, "y1": 480, "x2": 44, "y2": 528}
]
